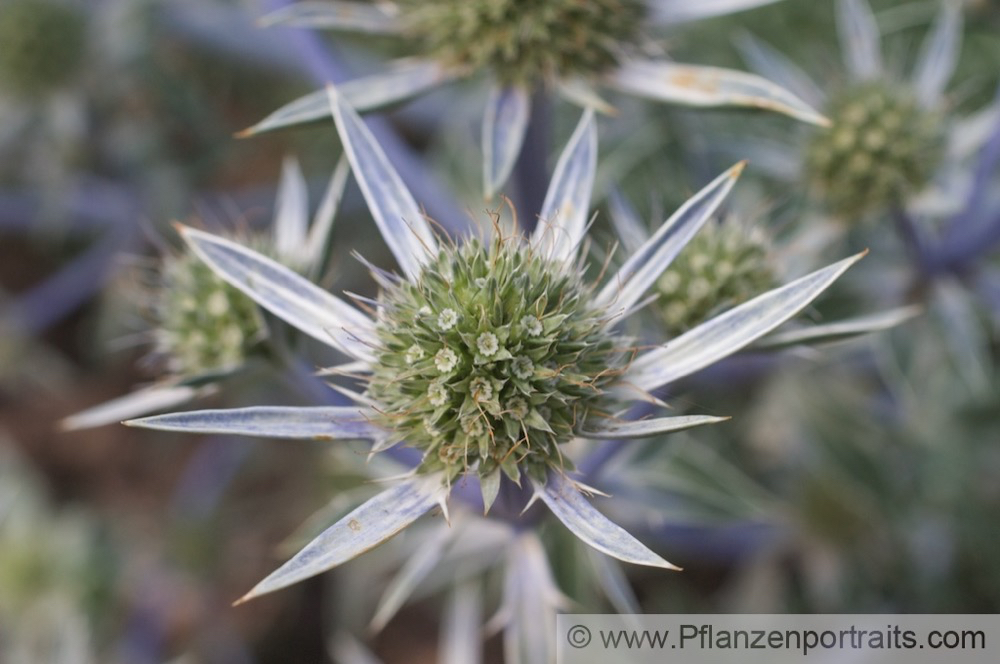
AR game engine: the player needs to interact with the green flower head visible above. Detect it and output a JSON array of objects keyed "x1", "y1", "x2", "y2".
[
  {"x1": 657, "y1": 219, "x2": 775, "y2": 336},
  {"x1": 740, "y1": 0, "x2": 962, "y2": 221},
  {"x1": 398, "y1": 0, "x2": 646, "y2": 85},
  {"x1": 250, "y1": 0, "x2": 827, "y2": 198},
  {"x1": 127, "y1": 90, "x2": 864, "y2": 605},
  {"x1": 153, "y1": 248, "x2": 265, "y2": 377},
  {"x1": 368, "y1": 233, "x2": 629, "y2": 484},
  {"x1": 806, "y1": 82, "x2": 943, "y2": 220}
]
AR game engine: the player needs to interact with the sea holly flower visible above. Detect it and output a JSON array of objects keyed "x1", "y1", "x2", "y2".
[
  {"x1": 243, "y1": 0, "x2": 826, "y2": 196},
  {"x1": 608, "y1": 190, "x2": 921, "y2": 348},
  {"x1": 651, "y1": 215, "x2": 776, "y2": 337},
  {"x1": 61, "y1": 157, "x2": 349, "y2": 430},
  {"x1": 126, "y1": 89, "x2": 864, "y2": 605},
  {"x1": 736, "y1": 0, "x2": 992, "y2": 222}
]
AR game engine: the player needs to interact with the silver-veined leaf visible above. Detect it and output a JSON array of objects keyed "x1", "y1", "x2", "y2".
[
  {"x1": 236, "y1": 475, "x2": 445, "y2": 603},
  {"x1": 531, "y1": 110, "x2": 597, "y2": 263},
  {"x1": 579, "y1": 414, "x2": 728, "y2": 439},
  {"x1": 329, "y1": 86, "x2": 439, "y2": 279},
  {"x1": 124, "y1": 406, "x2": 383, "y2": 440},
  {"x1": 179, "y1": 226, "x2": 376, "y2": 361},
  {"x1": 624, "y1": 252, "x2": 866, "y2": 392},
  {"x1": 596, "y1": 163, "x2": 744, "y2": 313},
  {"x1": 534, "y1": 472, "x2": 679, "y2": 569},
  {"x1": 483, "y1": 85, "x2": 531, "y2": 199},
  {"x1": 607, "y1": 59, "x2": 828, "y2": 126}
]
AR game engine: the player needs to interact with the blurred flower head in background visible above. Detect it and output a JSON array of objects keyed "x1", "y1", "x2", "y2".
[
  {"x1": 738, "y1": 0, "x2": 978, "y2": 222},
  {"x1": 247, "y1": 0, "x2": 827, "y2": 197}
]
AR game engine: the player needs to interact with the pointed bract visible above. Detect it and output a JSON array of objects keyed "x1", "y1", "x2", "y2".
[
  {"x1": 178, "y1": 226, "x2": 376, "y2": 361},
  {"x1": 370, "y1": 523, "x2": 453, "y2": 633},
  {"x1": 736, "y1": 32, "x2": 825, "y2": 110},
  {"x1": 240, "y1": 60, "x2": 454, "y2": 136},
  {"x1": 579, "y1": 414, "x2": 729, "y2": 440},
  {"x1": 531, "y1": 110, "x2": 597, "y2": 262},
  {"x1": 836, "y1": 0, "x2": 882, "y2": 81},
  {"x1": 236, "y1": 476, "x2": 445, "y2": 603},
  {"x1": 483, "y1": 85, "x2": 531, "y2": 199},
  {"x1": 597, "y1": 163, "x2": 744, "y2": 313},
  {"x1": 535, "y1": 473, "x2": 680, "y2": 570},
  {"x1": 914, "y1": 3, "x2": 962, "y2": 108},
  {"x1": 625, "y1": 252, "x2": 867, "y2": 392},
  {"x1": 479, "y1": 469, "x2": 502, "y2": 515},
  {"x1": 607, "y1": 59, "x2": 829, "y2": 126},
  {"x1": 329, "y1": 86, "x2": 439, "y2": 280},
  {"x1": 607, "y1": 189, "x2": 649, "y2": 255},
  {"x1": 501, "y1": 534, "x2": 562, "y2": 664},
  {"x1": 442, "y1": 581, "x2": 483, "y2": 664},
  {"x1": 647, "y1": 0, "x2": 784, "y2": 25},
  {"x1": 259, "y1": 1, "x2": 402, "y2": 32},
  {"x1": 125, "y1": 406, "x2": 384, "y2": 441},
  {"x1": 273, "y1": 157, "x2": 309, "y2": 261},
  {"x1": 752, "y1": 305, "x2": 922, "y2": 351},
  {"x1": 304, "y1": 156, "x2": 351, "y2": 272},
  {"x1": 61, "y1": 384, "x2": 206, "y2": 431}
]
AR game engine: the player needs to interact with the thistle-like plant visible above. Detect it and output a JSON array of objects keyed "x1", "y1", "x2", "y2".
[
  {"x1": 125, "y1": 89, "x2": 866, "y2": 609},
  {"x1": 243, "y1": 0, "x2": 827, "y2": 196},
  {"x1": 607, "y1": 191, "x2": 920, "y2": 348},
  {"x1": 737, "y1": 0, "x2": 986, "y2": 222},
  {"x1": 61, "y1": 157, "x2": 349, "y2": 430}
]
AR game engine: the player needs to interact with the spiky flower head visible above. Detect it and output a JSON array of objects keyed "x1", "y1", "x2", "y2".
[
  {"x1": 126, "y1": 95, "x2": 867, "y2": 608},
  {"x1": 398, "y1": 0, "x2": 646, "y2": 85},
  {"x1": 0, "y1": 0, "x2": 85, "y2": 96},
  {"x1": 368, "y1": 234, "x2": 628, "y2": 484},
  {"x1": 152, "y1": 246, "x2": 265, "y2": 377},
  {"x1": 806, "y1": 82, "x2": 944, "y2": 220},
  {"x1": 656, "y1": 220, "x2": 775, "y2": 337}
]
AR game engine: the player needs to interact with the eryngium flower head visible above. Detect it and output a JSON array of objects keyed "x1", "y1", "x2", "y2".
[
  {"x1": 398, "y1": 0, "x2": 645, "y2": 85},
  {"x1": 250, "y1": 0, "x2": 827, "y2": 197},
  {"x1": 657, "y1": 219, "x2": 775, "y2": 336},
  {"x1": 126, "y1": 90, "x2": 863, "y2": 605},
  {"x1": 0, "y1": 0, "x2": 85, "y2": 96},
  {"x1": 738, "y1": 0, "x2": 969, "y2": 221},
  {"x1": 153, "y1": 250, "x2": 265, "y2": 376},
  {"x1": 806, "y1": 82, "x2": 943, "y2": 219},
  {"x1": 369, "y1": 234, "x2": 629, "y2": 484}
]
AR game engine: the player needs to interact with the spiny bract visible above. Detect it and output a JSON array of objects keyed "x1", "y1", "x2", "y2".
[
  {"x1": 656, "y1": 220, "x2": 775, "y2": 337},
  {"x1": 153, "y1": 250, "x2": 264, "y2": 377},
  {"x1": 0, "y1": 0, "x2": 86, "y2": 96},
  {"x1": 398, "y1": 0, "x2": 646, "y2": 85},
  {"x1": 806, "y1": 82, "x2": 943, "y2": 220},
  {"x1": 367, "y1": 233, "x2": 630, "y2": 485}
]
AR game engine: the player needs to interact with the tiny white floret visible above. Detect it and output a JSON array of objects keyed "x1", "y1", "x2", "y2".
[
  {"x1": 521, "y1": 315, "x2": 543, "y2": 337},
  {"x1": 434, "y1": 348, "x2": 459, "y2": 373},
  {"x1": 438, "y1": 308, "x2": 458, "y2": 330},
  {"x1": 476, "y1": 332, "x2": 499, "y2": 357}
]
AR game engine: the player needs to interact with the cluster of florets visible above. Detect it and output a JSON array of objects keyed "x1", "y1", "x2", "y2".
[
  {"x1": 806, "y1": 82, "x2": 943, "y2": 220},
  {"x1": 152, "y1": 249, "x2": 264, "y2": 377},
  {"x1": 657, "y1": 220, "x2": 774, "y2": 337},
  {"x1": 398, "y1": 0, "x2": 646, "y2": 85},
  {"x1": 366, "y1": 234, "x2": 631, "y2": 484},
  {"x1": 0, "y1": 0, "x2": 85, "y2": 96}
]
